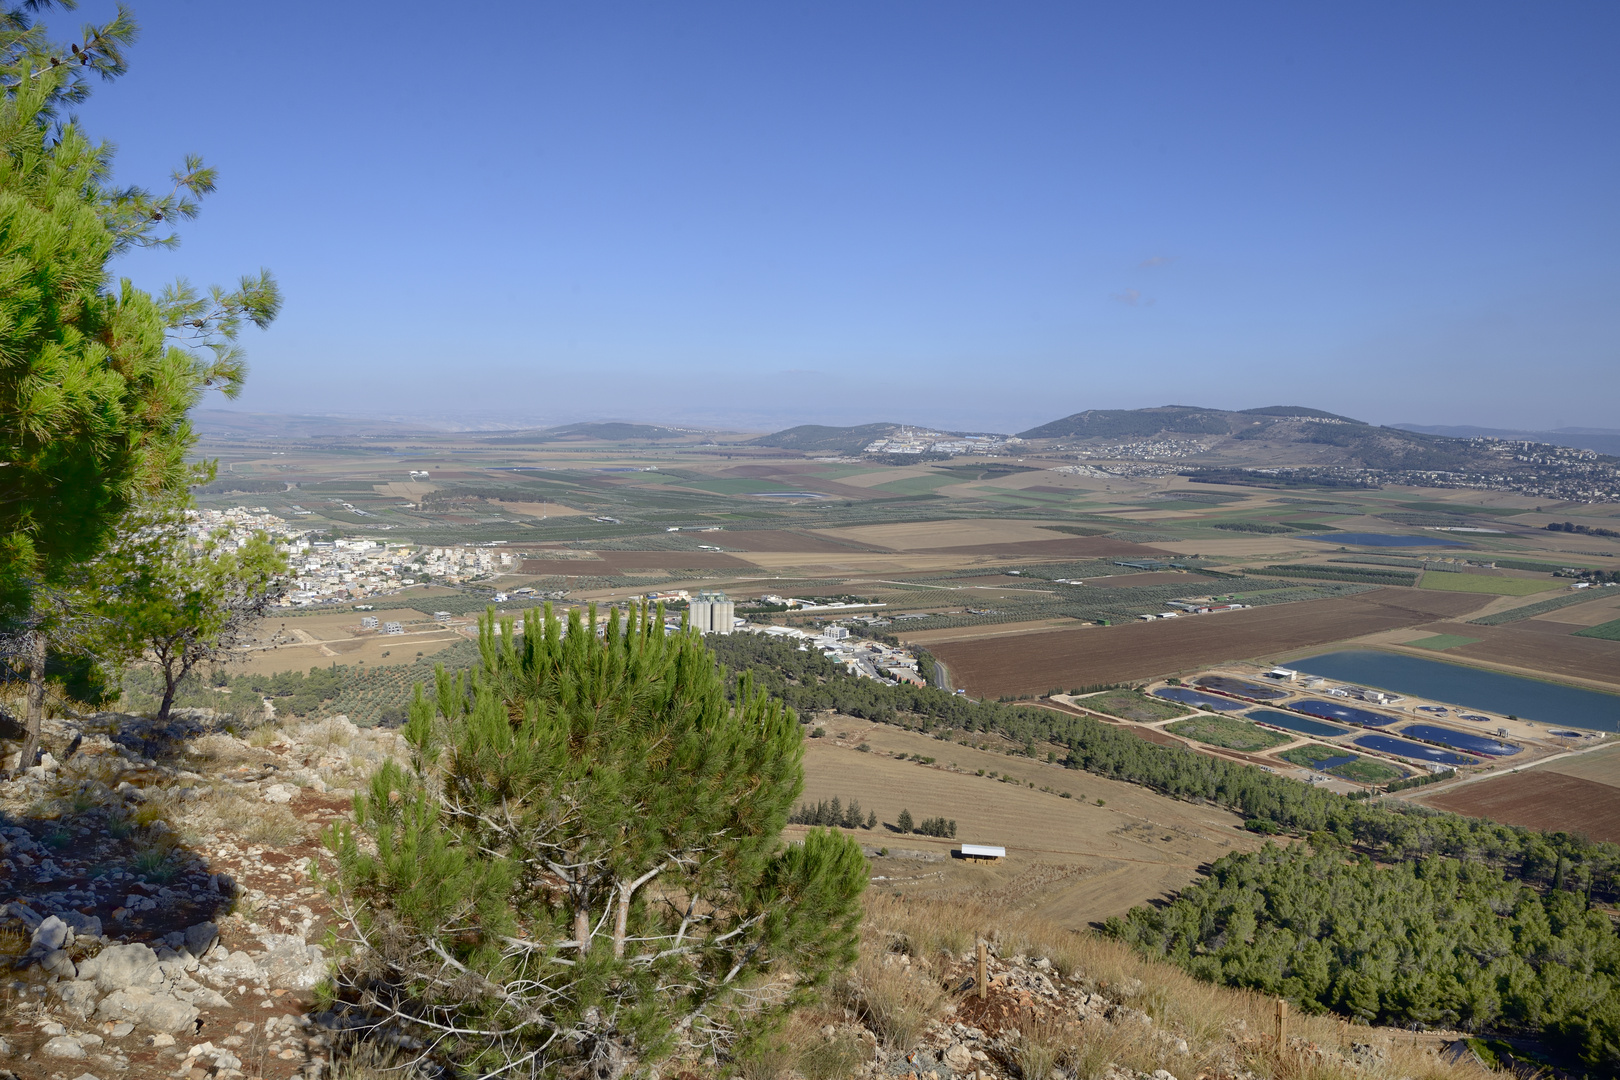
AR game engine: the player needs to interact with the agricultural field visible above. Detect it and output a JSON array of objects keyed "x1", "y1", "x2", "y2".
[
  {"x1": 1402, "y1": 633, "x2": 1483, "y2": 651},
  {"x1": 1575, "y1": 618, "x2": 1620, "y2": 641},
  {"x1": 795, "y1": 720, "x2": 1265, "y2": 924},
  {"x1": 1166, "y1": 715, "x2": 1292, "y2": 752},
  {"x1": 189, "y1": 420, "x2": 1620, "y2": 754},
  {"x1": 1075, "y1": 689, "x2": 1191, "y2": 723},
  {"x1": 928, "y1": 588, "x2": 1490, "y2": 698},
  {"x1": 1419, "y1": 573, "x2": 1564, "y2": 596}
]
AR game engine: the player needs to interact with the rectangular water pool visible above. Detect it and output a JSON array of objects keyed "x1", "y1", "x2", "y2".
[
  {"x1": 1195, "y1": 675, "x2": 1292, "y2": 701},
  {"x1": 1248, "y1": 709, "x2": 1353, "y2": 738},
  {"x1": 1398, "y1": 723, "x2": 1520, "y2": 757},
  {"x1": 1292, "y1": 650, "x2": 1620, "y2": 732},
  {"x1": 1352, "y1": 734, "x2": 1478, "y2": 766},
  {"x1": 1291, "y1": 699, "x2": 1401, "y2": 727},
  {"x1": 1153, "y1": 687, "x2": 1248, "y2": 711}
]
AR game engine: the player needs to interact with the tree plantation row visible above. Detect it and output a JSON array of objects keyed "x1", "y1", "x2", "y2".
[{"x1": 705, "y1": 631, "x2": 1620, "y2": 1069}]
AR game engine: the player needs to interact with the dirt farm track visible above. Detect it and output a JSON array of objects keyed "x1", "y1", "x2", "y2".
[{"x1": 927, "y1": 587, "x2": 1489, "y2": 697}]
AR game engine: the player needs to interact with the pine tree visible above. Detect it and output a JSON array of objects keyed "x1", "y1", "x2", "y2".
[
  {"x1": 328, "y1": 604, "x2": 867, "y2": 1078},
  {"x1": 0, "y1": 3, "x2": 279, "y2": 771},
  {"x1": 897, "y1": 808, "x2": 914, "y2": 833}
]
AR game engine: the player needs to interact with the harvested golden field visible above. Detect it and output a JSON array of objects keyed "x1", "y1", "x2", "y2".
[
  {"x1": 927, "y1": 588, "x2": 1490, "y2": 697},
  {"x1": 914, "y1": 536, "x2": 1153, "y2": 557},
  {"x1": 1529, "y1": 739, "x2": 1620, "y2": 787},
  {"x1": 811, "y1": 519, "x2": 1061, "y2": 550},
  {"x1": 796, "y1": 720, "x2": 1262, "y2": 924},
  {"x1": 711, "y1": 529, "x2": 882, "y2": 553}
]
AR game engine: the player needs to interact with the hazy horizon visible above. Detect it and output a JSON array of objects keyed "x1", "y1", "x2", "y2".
[{"x1": 78, "y1": 1, "x2": 1619, "y2": 432}]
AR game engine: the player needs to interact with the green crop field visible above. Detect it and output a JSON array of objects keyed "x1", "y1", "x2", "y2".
[
  {"x1": 870, "y1": 473, "x2": 966, "y2": 496},
  {"x1": 1329, "y1": 757, "x2": 1408, "y2": 783},
  {"x1": 1469, "y1": 587, "x2": 1618, "y2": 624},
  {"x1": 1418, "y1": 573, "x2": 1562, "y2": 596},
  {"x1": 1077, "y1": 689, "x2": 1191, "y2": 723},
  {"x1": 1574, "y1": 618, "x2": 1620, "y2": 641},
  {"x1": 1404, "y1": 634, "x2": 1483, "y2": 651},
  {"x1": 1166, "y1": 716, "x2": 1292, "y2": 752}
]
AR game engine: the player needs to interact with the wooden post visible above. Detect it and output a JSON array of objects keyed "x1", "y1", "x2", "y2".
[
  {"x1": 976, "y1": 940, "x2": 987, "y2": 1000},
  {"x1": 1275, "y1": 999, "x2": 1287, "y2": 1045}
]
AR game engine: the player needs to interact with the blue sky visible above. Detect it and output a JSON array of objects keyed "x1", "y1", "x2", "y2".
[{"x1": 74, "y1": 1, "x2": 1620, "y2": 433}]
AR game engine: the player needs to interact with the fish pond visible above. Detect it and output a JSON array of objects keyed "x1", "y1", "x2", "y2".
[
  {"x1": 1302, "y1": 532, "x2": 1468, "y2": 547},
  {"x1": 1194, "y1": 675, "x2": 1292, "y2": 700},
  {"x1": 1292, "y1": 650, "x2": 1620, "y2": 732},
  {"x1": 1290, "y1": 698, "x2": 1401, "y2": 727},
  {"x1": 1152, "y1": 687, "x2": 1247, "y2": 711},
  {"x1": 1352, "y1": 733, "x2": 1478, "y2": 766},
  {"x1": 1247, "y1": 708, "x2": 1352, "y2": 738},
  {"x1": 1398, "y1": 723, "x2": 1521, "y2": 757}
]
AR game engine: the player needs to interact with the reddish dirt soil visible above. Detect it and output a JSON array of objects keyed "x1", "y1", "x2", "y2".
[
  {"x1": 928, "y1": 588, "x2": 1489, "y2": 697},
  {"x1": 1419, "y1": 771, "x2": 1620, "y2": 843}
]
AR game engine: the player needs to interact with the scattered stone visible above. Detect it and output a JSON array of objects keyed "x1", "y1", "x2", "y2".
[
  {"x1": 147, "y1": 1032, "x2": 177, "y2": 1047},
  {"x1": 262, "y1": 783, "x2": 299, "y2": 804},
  {"x1": 40, "y1": 948, "x2": 77, "y2": 979},
  {"x1": 43, "y1": 1035, "x2": 88, "y2": 1058},
  {"x1": 184, "y1": 920, "x2": 220, "y2": 960},
  {"x1": 77, "y1": 942, "x2": 162, "y2": 992},
  {"x1": 95, "y1": 986, "x2": 201, "y2": 1032},
  {"x1": 109, "y1": 1022, "x2": 134, "y2": 1038},
  {"x1": 31, "y1": 913, "x2": 71, "y2": 952}
]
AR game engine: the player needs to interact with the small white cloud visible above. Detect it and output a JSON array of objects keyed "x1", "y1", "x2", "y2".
[
  {"x1": 1113, "y1": 288, "x2": 1147, "y2": 306},
  {"x1": 1138, "y1": 255, "x2": 1176, "y2": 269}
]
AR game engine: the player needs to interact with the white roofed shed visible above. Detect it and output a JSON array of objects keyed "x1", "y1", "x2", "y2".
[{"x1": 957, "y1": 844, "x2": 1006, "y2": 861}]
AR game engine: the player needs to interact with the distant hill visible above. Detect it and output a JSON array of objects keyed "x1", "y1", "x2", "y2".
[
  {"x1": 1019, "y1": 405, "x2": 1367, "y2": 441},
  {"x1": 191, "y1": 410, "x2": 450, "y2": 439},
  {"x1": 1011, "y1": 404, "x2": 1609, "y2": 474},
  {"x1": 485, "y1": 422, "x2": 692, "y2": 443},
  {"x1": 1395, "y1": 424, "x2": 1620, "y2": 458},
  {"x1": 1237, "y1": 405, "x2": 1364, "y2": 422},
  {"x1": 748, "y1": 423, "x2": 904, "y2": 455}
]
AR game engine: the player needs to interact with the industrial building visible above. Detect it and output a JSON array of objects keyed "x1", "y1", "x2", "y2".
[{"x1": 688, "y1": 590, "x2": 736, "y2": 635}]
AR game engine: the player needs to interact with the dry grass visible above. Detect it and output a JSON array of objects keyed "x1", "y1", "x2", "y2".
[
  {"x1": 191, "y1": 732, "x2": 262, "y2": 768},
  {"x1": 247, "y1": 723, "x2": 282, "y2": 748},
  {"x1": 187, "y1": 790, "x2": 307, "y2": 846},
  {"x1": 858, "y1": 893, "x2": 1493, "y2": 1080},
  {"x1": 845, "y1": 948, "x2": 943, "y2": 1053}
]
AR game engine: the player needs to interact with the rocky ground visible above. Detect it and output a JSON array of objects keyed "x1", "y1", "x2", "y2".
[
  {"x1": 1, "y1": 710, "x2": 398, "y2": 1080},
  {"x1": 2, "y1": 709, "x2": 1483, "y2": 1080}
]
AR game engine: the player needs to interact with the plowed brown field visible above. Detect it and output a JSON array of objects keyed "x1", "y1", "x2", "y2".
[
  {"x1": 927, "y1": 588, "x2": 1489, "y2": 697},
  {"x1": 1420, "y1": 771, "x2": 1620, "y2": 842}
]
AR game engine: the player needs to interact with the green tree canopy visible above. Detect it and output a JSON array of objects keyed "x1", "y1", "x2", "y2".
[
  {"x1": 95, "y1": 503, "x2": 287, "y2": 720},
  {"x1": 0, "y1": 1, "x2": 278, "y2": 769},
  {"x1": 328, "y1": 604, "x2": 866, "y2": 1078}
]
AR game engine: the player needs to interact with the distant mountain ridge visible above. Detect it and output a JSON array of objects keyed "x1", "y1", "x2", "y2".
[
  {"x1": 747, "y1": 423, "x2": 906, "y2": 454},
  {"x1": 1394, "y1": 424, "x2": 1620, "y2": 458},
  {"x1": 1016, "y1": 404, "x2": 1364, "y2": 441}
]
